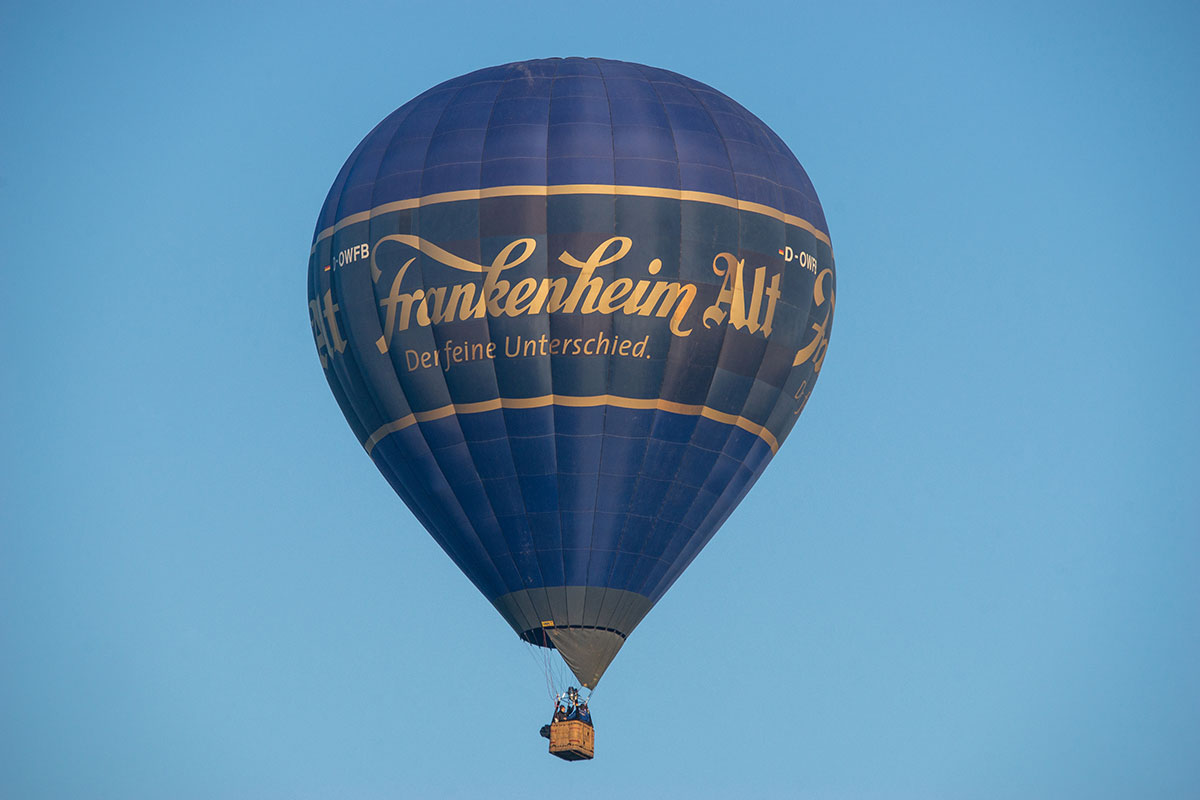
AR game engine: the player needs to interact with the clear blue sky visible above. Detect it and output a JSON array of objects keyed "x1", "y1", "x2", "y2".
[{"x1": 3, "y1": 1, "x2": 1198, "y2": 797}]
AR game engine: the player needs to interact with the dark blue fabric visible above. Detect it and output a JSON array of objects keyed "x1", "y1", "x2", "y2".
[
  {"x1": 368, "y1": 407, "x2": 775, "y2": 604},
  {"x1": 314, "y1": 58, "x2": 827, "y2": 239}
]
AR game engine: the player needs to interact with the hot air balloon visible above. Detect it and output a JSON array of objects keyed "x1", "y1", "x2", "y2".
[{"x1": 307, "y1": 58, "x2": 835, "y2": 737}]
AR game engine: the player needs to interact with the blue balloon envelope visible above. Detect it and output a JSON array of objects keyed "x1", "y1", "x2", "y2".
[{"x1": 308, "y1": 58, "x2": 835, "y2": 687}]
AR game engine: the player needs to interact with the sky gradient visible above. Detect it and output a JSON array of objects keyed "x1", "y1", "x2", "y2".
[{"x1": 3, "y1": 1, "x2": 1198, "y2": 798}]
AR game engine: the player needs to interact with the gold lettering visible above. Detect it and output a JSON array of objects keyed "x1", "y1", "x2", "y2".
[
  {"x1": 417, "y1": 286, "x2": 448, "y2": 326},
  {"x1": 745, "y1": 266, "x2": 766, "y2": 333},
  {"x1": 793, "y1": 268, "x2": 835, "y2": 370},
  {"x1": 479, "y1": 270, "x2": 510, "y2": 317},
  {"x1": 762, "y1": 273, "x2": 781, "y2": 337},
  {"x1": 378, "y1": 257, "x2": 418, "y2": 351},
  {"x1": 623, "y1": 279, "x2": 655, "y2": 314},
  {"x1": 505, "y1": 277, "x2": 540, "y2": 315},
  {"x1": 470, "y1": 239, "x2": 536, "y2": 318},
  {"x1": 568, "y1": 271, "x2": 605, "y2": 314},
  {"x1": 702, "y1": 253, "x2": 782, "y2": 337},
  {"x1": 528, "y1": 277, "x2": 570, "y2": 314},
  {"x1": 558, "y1": 236, "x2": 632, "y2": 272},
  {"x1": 598, "y1": 278, "x2": 634, "y2": 313},
  {"x1": 642, "y1": 282, "x2": 696, "y2": 336},
  {"x1": 373, "y1": 233, "x2": 534, "y2": 274},
  {"x1": 363, "y1": 232, "x2": 793, "y2": 346},
  {"x1": 703, "y1": 252, "x2": 755, "y2": 332},
  {"x1": 793, "y1": 379, "x2": 809, "y2": 416},
  {"x1": 309, "y1": 298, "x2": 330, "y2": 367},
  {"x1": 446, "y1": 283, "x2": 477, "y2": 321},
  {"x1": 322, "y1": 290, "x2": 347, "y2": 354},
  {"x1": 703, "y1": 252, "x2": 736, "y2": 328},
  {"x1": 559, "y1": 237, "x2": 632, "y2": 313}
]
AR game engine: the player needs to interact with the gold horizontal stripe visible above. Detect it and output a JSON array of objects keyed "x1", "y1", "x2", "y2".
[
  {"x1": 311, "y1": 183, "x2": 830, "y2": 254},
  {"x1": 362, "y1": 394, "x2": 780, "y2": 456}
]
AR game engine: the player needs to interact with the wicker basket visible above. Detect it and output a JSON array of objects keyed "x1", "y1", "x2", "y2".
[{"x1": 549, "y1": 719, "x2": 595, "y2": 761}]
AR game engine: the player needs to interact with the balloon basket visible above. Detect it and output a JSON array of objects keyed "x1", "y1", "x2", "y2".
[{"x1": 549, "y1": 720, "x2": 594, "y2": 761}]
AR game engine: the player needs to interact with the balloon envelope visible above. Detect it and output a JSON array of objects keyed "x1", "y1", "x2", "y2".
[{"x1": 308, "y1": 58, "x2": 835, "y2": 687}]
